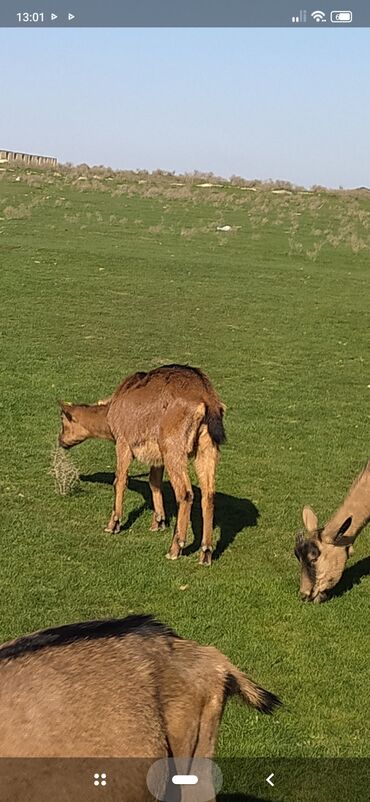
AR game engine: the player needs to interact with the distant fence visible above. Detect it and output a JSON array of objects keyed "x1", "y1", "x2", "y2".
[{"x1": 0, "y1": 149, "x2": 57, "y2": 167}]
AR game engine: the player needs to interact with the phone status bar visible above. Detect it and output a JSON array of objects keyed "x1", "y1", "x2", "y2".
[{"x1": 2, "y1": 1, "x2": 370, "y2": 27}]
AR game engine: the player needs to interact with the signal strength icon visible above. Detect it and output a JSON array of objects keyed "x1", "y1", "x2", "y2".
[
  {"x1": 292, "y1": 10, "x2": 307, "y2": 23},
  {"x1": 311, "y1": 10, "x2": 326, "y2": 22}
]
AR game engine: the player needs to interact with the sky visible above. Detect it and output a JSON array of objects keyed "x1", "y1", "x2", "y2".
[{"x1": 1, "y1": 27, "x2": 369, "y2": 187}]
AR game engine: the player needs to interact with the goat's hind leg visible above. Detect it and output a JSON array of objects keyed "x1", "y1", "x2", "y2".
[
  {"x1": 105, "y1": 438, "x2": 132, "y2": 534},
  {"x1": 194, "y1": 429, "x2": 218, "y2": 565},
  {"x1": 165, "y1": 458, "x2": 193, "y2": 560},
  {"x1": 149, "y1": 465, "x2": 166, "y2": 531}
]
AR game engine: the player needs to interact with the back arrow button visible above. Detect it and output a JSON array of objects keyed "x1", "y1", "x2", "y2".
[{"x1": 266, "y1": 772, "x2": 275, "y2": 787}]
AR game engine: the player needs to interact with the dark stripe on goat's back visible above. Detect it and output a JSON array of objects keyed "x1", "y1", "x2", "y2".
[
  {"x1": 160, "y1": 364, "x2": 207, "y2": 380},
  {"x1": 118, "y1": 371, "x2": 148, "y2": 392},
  {"x1": 118, "y1": 364, "x2": 212, "y2": 394},
  {"x1": 156, "y1": 364, "x2": 221, "y2": 397},
  {"x1": 0, "y1": 614, "x2": 179, "y2": 663}
]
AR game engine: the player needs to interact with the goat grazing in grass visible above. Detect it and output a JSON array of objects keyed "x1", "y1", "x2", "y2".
[
  {"x1": 0, "y1": 615, "x2": 281, "y2": 801},
  {"x1": 295, "y1": 459, "x2": 370, "y2": 602},
  {"x1": 58, "y1": 364, "x2": 226, "y2": 564}
]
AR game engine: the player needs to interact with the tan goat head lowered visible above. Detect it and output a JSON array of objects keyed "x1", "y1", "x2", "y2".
[{"x1": 295, "y1": 459, "x2": 370, "y2": 603}]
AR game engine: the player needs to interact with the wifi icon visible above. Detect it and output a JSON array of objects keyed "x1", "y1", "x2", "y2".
[{"x1": 311, "y1": 10, "x2": 326, "y2": 22}]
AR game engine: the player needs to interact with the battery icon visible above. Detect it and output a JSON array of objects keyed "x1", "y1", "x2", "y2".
[{"x1": 330, "y1": 10, "x2": 352, "y2": 22}]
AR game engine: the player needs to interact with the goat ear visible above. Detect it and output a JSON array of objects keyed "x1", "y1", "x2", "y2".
[
  {"x1": 302, "y1": 505, "x2": 318, "y2": 533},
  {"x1": 58, "y1": 399, "x2": 71, "y2": 410},
  {"x1": 333, "y1": 516, "x2": 353, "y2": 546},
  {"x1": 59, "y1": 401, "x2": 73, "y2": 422}
]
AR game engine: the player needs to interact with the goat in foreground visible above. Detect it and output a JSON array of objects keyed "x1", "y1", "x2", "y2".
[
  {"x1": 0, "y1": 615, "x2": 281, "y2": 801},
  {"x1": 295, "y1": 459, "x2": 370, "y2": 602},
  {"x1": 58, "y1": 364, "x2": 226, "y2": 563}
]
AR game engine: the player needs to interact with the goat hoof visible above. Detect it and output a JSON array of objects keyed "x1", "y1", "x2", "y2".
[
  {"x1": 150, "y1": 517, "x2": 167, "y2": 532},
  {"x1": 165, "y1": 542, "x2": 183, "y2": 560},
  {"x1": 199, "y1": 548, "x2": 212, "y2": 566},
  {"x1": 313, "y1": 592, "x2": 327, "y2": 604},
  {"x1": 104, "y1": 521, "x2": 121, "y2": 534}
]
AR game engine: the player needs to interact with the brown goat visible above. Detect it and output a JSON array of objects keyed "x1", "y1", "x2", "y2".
[
  {"x1": 0, "y1": 615, "x2": 281, "y2": 801},
  {"x1": 295, "y1": 459, "x2": 370, "y2": 602},
  {"x1": 59, "y1": 364, "x2": 226, "y2": 563}
]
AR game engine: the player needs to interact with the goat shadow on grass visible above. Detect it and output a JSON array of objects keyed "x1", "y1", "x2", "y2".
[
  {"x1": 329, "y1": 555, "x2": 370, "y2": 600},
  {"x1": 80, "y1": 472, "x2": 259, "y2": 560}
]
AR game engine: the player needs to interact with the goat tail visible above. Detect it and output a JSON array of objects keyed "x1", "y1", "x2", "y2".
[
  {"x1": 204, "y1": 400, "x2": 226, "y2": 447},
  {"x1": 226, "y1": 664, "x2": 282, "y2": 715}
]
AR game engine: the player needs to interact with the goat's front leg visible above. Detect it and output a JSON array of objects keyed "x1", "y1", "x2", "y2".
[{"x1": 105, "y1": 439, "x2": 132, "y2": 534}]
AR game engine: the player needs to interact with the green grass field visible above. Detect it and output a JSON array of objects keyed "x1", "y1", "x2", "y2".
[{"x1": 1, "y1": 164, "x2": 369, "y2": 769}]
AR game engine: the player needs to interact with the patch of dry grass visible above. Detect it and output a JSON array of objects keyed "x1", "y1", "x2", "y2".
[
  {"x1": 148, "y1": 223, "x2": 166, "y2": 234},
  {"x1": 50, "y1": 443, "x2": 80, "y2": 496},
  {"x1": 3, "y1": 204, "x2": 32, "y2": 220}
]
